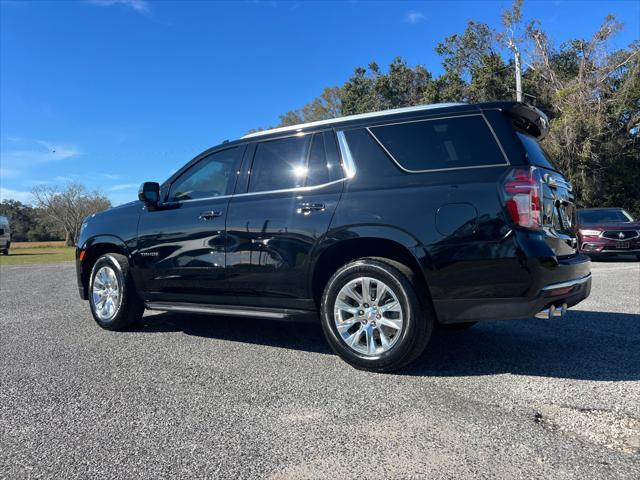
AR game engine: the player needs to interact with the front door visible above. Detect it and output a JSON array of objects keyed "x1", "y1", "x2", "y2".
[
  {"x1": 225, "y1": 131, "x2": 344, "y2": 310},
  {"x1": 136, "y1": 146, "x2": 244, "y2": 304}
]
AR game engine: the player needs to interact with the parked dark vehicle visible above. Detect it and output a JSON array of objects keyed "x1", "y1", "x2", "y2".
[
  {"x1": 0, "y1": 214, "x2": 10, "y2": 255},
  {"x1": 76, "y1": 102, "x2": 591, "y2": 372},
  {"x1": 577, "y1": 208, "x2": 640, "y2": 260}
]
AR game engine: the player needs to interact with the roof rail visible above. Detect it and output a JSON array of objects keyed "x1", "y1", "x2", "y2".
[{"x1": 241, "y1": 102, "x2": 466, "y2": 139}]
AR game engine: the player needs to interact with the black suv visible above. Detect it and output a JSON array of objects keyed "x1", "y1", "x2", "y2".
[{"x1": 76, "y1": 102, "x2": 591, "y2": 372}]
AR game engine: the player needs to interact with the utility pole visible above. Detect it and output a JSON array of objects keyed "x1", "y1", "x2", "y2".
[
  {"x1": 502, "y1": 0, "x2": 525, "y2": 103},
  {"x1": 513, "y1": 44, "x2": 523, "y2": 102}
]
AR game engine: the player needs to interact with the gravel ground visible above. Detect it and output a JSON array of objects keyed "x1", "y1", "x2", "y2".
[{"x1": 1, "y1": 259, "x2": 639, "y2": 479}]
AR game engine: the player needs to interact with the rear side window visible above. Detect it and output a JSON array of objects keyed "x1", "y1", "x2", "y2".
[
  {"x1": 305, "y1": 134, "x2": 330, "y2": 186},
  {"x1": 249, "y1": 136, "x2": 311, "y2": 192},
  {"x1": 369, "y1": 114, "x2": 506, "y2": 171},
  {"x1": 517, "y1": 132, "x2": 558, "y2": 171}
]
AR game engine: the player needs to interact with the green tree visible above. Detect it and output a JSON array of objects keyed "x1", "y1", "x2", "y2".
[
  {"x1": 32, "y1": 182, "x2": 112, "y2": 246},
  {"x1": 0, "y1": 200, "x2": 62, "y2": 242}
]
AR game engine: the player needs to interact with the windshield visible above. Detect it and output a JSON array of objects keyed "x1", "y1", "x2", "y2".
[
  {"x1": 517, "y1": 132, "x2": 558, "y2": 171},
  {"x1": 578, "y1": 209, "x2": 634, "y2": 224}
]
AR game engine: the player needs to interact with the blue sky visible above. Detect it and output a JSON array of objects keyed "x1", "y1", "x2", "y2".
[{"x1": 1, "y1": 0, "x2": 639, "y2": 206}]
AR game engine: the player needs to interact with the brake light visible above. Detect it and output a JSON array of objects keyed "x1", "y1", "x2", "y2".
[{"x1": 502, "y1": 167, "x2": 542, "y2": 230}]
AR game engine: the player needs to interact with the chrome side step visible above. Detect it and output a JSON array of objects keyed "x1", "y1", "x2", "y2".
[{"x1": 145, "y1": 302, "x2": 312, "y2": 320}]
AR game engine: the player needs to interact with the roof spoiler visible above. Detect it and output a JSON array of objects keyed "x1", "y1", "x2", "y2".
[{"x1": 501, "y1": 102, "x2": 550, "y2": 141}]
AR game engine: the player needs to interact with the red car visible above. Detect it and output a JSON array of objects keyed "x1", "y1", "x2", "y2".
[{"x1": 577, "y1": 208, "x2": 640, "y2": 259}]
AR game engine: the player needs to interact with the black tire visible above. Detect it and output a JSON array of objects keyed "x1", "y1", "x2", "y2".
[
  {"x1": 1, "y1": 249, "x2": 7, "y2": 256},
  {"x1": 438, "y1": 321, "x2": 477, "y2": 331},
  {"x1": 88, "y1": 253, "x2": 144, "y2": 330},
  {"x1": 320, "y1": 257, "x2": 433, "y2": 372}
]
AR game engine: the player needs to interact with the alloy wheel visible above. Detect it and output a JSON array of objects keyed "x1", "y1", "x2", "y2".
[
  {"x1": 92, "y1": 266, "x2": 121, "y2": 321},
  {"x1": 333, "y1": 276, "x2": 404, "y2": 356}
]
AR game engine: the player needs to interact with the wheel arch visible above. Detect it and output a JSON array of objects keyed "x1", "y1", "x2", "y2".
[
  {"x1": 79, "y1": 235, "x2": 130, "y2": 299},
  {"x1": 310, "y1": 226, "x2": 434, "y2": 311}
]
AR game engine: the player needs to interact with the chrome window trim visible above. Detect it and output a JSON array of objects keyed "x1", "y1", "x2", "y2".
[
  {"x1": 169, "y1": 132, "x2": 351, "y2": 204},
  {"x1": 233, "y1": 178, "x2": 346, "y2": 198},
  {"x1": 365, "y1": 113, "x2": 510, "y2": 174},
  {"x1": 335, "y1": 130, "x2": 357, "y2": 178},
  {"x1": 167, "y1": 178, "x2": 347, "y2": 204},
  {"x1": 240, "y1": 103, "x2": 466, "y2": 139}
]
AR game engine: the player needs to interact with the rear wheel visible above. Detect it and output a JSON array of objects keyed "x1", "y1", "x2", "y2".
[
  {"x1": 1, "y1": 249, "x2": 7, "y2": 255},
  {"x1": 320, "y1": 257, "x2": 432, "y2": 372},
  {"x1": 89, "y1": 253, "x2": 144, "y2": 330}
]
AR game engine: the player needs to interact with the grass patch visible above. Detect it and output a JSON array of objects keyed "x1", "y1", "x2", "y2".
[
  {"x1": 0, "y1": 246, "x2": 75, "y2": 266},
  {"x1": 12, "y1": 241, "x2": 67, "y2": 249}
]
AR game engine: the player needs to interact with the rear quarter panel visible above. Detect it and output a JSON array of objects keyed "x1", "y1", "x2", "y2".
[{"x1": 329, "y1": 124, "x2": 536, "y2": 302}]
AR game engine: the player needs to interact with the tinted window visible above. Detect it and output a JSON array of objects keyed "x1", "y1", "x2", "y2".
[
  {"x1": 578, "y1": 209, "x2": 633, "y2": 224},
  {"x1": 369, "y1": 115, "x2": 506, "y2": 171},
  {"x1": 305, "y1": 134, "x2": 330, "y2": 186},
  {"x1": 249, "y1": 136, "x2": 311, "y2": 192},
  {"x1": 169, "y1": 148, "x2": 238, "y2": 201},
  {"x1": 517, "y1": 132, "x2": 558, "y2": 171},
  {"x1": 323, "y1": 131, "x2": 344, "y2": 182}
]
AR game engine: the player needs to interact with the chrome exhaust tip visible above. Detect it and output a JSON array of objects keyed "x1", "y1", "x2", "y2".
[{"x1": 535, "y1": 303, "x2": 568, "y2": 320}]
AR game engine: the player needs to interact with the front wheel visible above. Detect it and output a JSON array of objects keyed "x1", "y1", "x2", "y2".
[
  {"x1": 1, "y1": 249, "x2": 7, "y2": 256},
  {"x1": 320, "y1": 257, "x2": 433, "y2": 372},
  {"x1": 89, "y1": 253, "x2": 144, "y2": 330}
]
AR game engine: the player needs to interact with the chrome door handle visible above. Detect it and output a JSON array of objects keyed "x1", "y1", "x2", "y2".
[
  {"x1": 296, "y1": 202, "x2": 325, "y2": 214},
  {"x1": 199, "y1": 210, "x2": 223, "y2": 220}
]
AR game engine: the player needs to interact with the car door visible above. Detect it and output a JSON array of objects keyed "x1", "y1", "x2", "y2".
[
  {"x1": 225, "y1": 131, "x2": 344, "y2": 310},
  {"x1": 136, "y1": 145, "x2": 244, "y2": 304}
]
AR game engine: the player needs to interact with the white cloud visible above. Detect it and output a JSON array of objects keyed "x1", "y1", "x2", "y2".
[
  {"x1": 0, "y1": 167, "x2": 21, "y2": 179},
  {"x1": 109, "y1": 183, "x2": 139, "y2": 191},
  {"x1": 101, "y1": 173, "x2": 120, "y2": 180},
  {"x1": 54, "y1": 176, "x2": 76, "y2": 183},
  {"x1": 404, "y1": 10, "x2": 426, "y2": 24},
  {"x1": 0, "y1": 187, "x2": 34, "y2": 204},
  {"x1": 88, "y1": 0, "x2": 150, "y2": 14},
  {"x1": 35, "y1": 141, "x2": 79, "y2": 160},
  {"x1": 1, "y1": 139, "x2": 80, "y2": 169}
]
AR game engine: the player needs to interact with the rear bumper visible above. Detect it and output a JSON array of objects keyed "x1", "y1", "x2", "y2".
[{"x1": 435, "y1": 254, "x2": 592, "y2": 324}]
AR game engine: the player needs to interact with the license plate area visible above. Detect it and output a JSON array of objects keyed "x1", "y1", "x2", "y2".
[{"x1": 617, "y1": 241, "x2": 630, "y2": 249}]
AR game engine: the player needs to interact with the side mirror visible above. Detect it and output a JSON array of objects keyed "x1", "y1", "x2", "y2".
[{"x1": 138, "y1": 182, "x2": 160, "y2": 208}]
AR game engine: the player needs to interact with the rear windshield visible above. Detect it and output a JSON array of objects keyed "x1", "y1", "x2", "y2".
[
  {"x1": 578, "y1": 209, "x2": 634, "y2": 224},
  {"x1": 517, "y1": 132, "x2": 558, "y2": 171},
  {"x1": 369, "y1": 114, "x2": 507, "y2": 171}
]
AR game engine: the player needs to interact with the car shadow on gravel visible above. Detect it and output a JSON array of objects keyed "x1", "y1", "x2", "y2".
[
  {"x1": 135, "y1": 309, "x2": 639, "y2": 381},
  {"x1": 404, "y1": 310, "x2": 640, "y2": 381},
  {"x1": 136, "y1": 311, "x2": 333, "y2": 355}
]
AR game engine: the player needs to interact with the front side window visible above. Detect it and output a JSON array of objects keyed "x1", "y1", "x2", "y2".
[
  {"x1": 169, "y1": 147, "x2": 239, "y2": 202},
  {"x1": 249, "y1": 136, "x2": 312, "y2": 192},
  {"x1": 369, "y1": 115, "x2": 506, "y2": 171}
]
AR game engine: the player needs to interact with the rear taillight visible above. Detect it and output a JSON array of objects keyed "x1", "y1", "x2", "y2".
[{"x1": 502, "y1": 166, "x2": 542, "y2": 230}]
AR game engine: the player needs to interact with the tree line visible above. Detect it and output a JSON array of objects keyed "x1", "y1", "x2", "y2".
[
  {"x1": 0, "y1": 183, "x2": 111, "y2": 245},
  {"x1": 265, "y1": 0, "x2": 640, "y2": 216}
]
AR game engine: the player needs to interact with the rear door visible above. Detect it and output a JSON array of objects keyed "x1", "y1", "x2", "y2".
[
  {"x1": 517, "y1": 132, "x2": 578, "y2": 256},
  {"x1": 225, "y1": 131, "x2": 344, "y2": 310}
]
